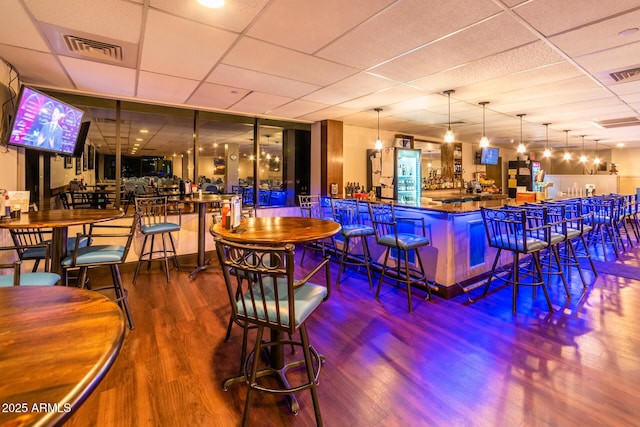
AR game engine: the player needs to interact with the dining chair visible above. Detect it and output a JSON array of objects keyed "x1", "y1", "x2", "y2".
[
  {"x1": 0, "y1": 243, "x2": 60, "y2": 287},
  {"x1": 9, "y1": 228, "x2": 90, "y2": 273},
  {"x1": 368, "y1": 201, "x2": 432, "y2": 313},
  {"x1": 214, "y1": 237, "x2": 330, "y2": 426},
  {"x1": 133, "y1": 195, "x2": 181, "y2": 284},
  {"x1": 330, "y1": 198, "x2": 374, "y2": 289},
  {"x1": 61, "y1": 213, "x2": 139, "y2": 329}
]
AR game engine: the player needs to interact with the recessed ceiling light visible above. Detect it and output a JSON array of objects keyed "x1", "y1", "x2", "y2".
[
  {"x1": 617, "y1": 143, "x2": 625, "y2": 147},
  {"x1": 136, "y1": 138, "x2": 143, "y2": 141},
  {"x1": 197, "y1": 0, "x2": 224, "y2": 8},
  {"x1": 133, "y1": 143, "x2": 140, "y2": 146},
  {"x1": 619, "y1": 27, "x2": 639, "y2": 37},
  {"x1": 140, "y1": 129, "x2": 149, "y2": 134}
]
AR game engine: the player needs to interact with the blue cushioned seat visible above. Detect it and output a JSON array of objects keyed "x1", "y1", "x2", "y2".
[
  {"x1": 0, "y1": 272, "x2": 60, "y2": 287},
  {"x1": 62, "y1": 245, "x2": 125, "y2": 266}
]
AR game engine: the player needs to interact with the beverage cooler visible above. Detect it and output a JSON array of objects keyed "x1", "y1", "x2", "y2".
[
  {"x1": 379, "y1": 147, "x2": 421, "y2": 206},
  {"x1": 507, "y1": 160, "x2": 540, "y2": 198}
]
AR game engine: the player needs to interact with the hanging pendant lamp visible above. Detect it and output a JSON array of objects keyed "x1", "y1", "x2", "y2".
[
  {"x1": 516, "y1": 114, "x2": 526, "y2": 154},
  {"x1": 579, "y1": 135, "x2": 587, "y2": 163},
  {"x1": 374, "y1": 108, "x2": 383, "y2": 150},
  {"x1": 443, "y1": 90, "x2": 455, "y2": 143},
  {"x1": 563, "y1": 130, "x2": 571, "y2": 160},
  {"x1": 594, "y1": 140, "x2": 601, "y2": 165},
  {"x1": 479, "y1": 102, "x2": 490, "y2": 148},
  {"x1": 542, "y1": 123, "x2": 552, "y2": 158}
]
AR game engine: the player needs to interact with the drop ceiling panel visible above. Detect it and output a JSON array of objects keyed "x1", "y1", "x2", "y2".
[
  {"x1": 338, "y1": 84, "x2": 427, "y2": 111},
  {"x1": 187, "y1": 82, "x2": 250, "y2": 110},
  {"x1": 297, "y1": 106, "x2": 361, "y2": 122},
  {"x1": 140, "y1": 10, "x2": 239, "y2": 80},
  {"x1": 25, "y1": 0, "x2": 143, "y2": 43},
  {"x1": 223, "y1": 38, "x2": 358, "y2": 86},
  {"x1": 577, "y1": 41, "x2": 640, "y2": 80},
  {"x1": 0, "y1": 46, "x2": 73, "y2": 88},
  {"x1": 316, "y1": 0, "x2": 501, "y2": 70},
  {"x1": 0, "y1": 1, "x2": 49, "y2": 51},
  {"x1": 246, "y1": 0, "x2": 394, "y2": 54},
  {"x1": 149, "y1": 0, "x2": 269, "y2": 33},
  {"x1": 207, "y1": 64, "x2": 319, "y2": 98},
  {"x1": 512, "y1": 0, "x2": 640, "y2": 37},
  {"x1": 550, "y1": 9, "x2": 640, "y2": 57},
  {"x1": 230, "y1": 92, "x2": 293, "y2": 115},
  {"x1": 302, "y1": 72, "x2": 398, "y2": 105},
  {"x1": 370, "y1": 12, "x2": 538, "y2": 82},
  {"x1": 60, "y1": 56, "x2": 136, "y2": 97},
  {"x1": 267, "y1": 99, "x2": 329, "y2": 119},
  {"x1": 137, "y1": 71, "x2": 200, "y2": 104}
]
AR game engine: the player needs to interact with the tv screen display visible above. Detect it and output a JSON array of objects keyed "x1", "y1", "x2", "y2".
[
  {"x1": 6, "y1": 85, "x2": 84, "y2": 156},
  {"x1": 480, "y1": 147, "x2": 499, "y2": 165}
]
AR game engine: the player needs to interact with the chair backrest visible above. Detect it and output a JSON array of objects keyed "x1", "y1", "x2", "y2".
[
  {"x1": 9, "y1": 228, "x2": 49, "y2": 258},
  {"x1": 331, "y1": 199, "x2": 364, "y2": 226},
  {"x1": 0, "y1": 242, "x2": 56, "y2": 286},
  {"x1": 58, "y1": 192, "x2": 71, "y2": 209},
  {"x1": 135, "y1": 195, "x2": 170, "y2": 227},
  {"x1": 299, "y1": 195, "x2": 322, "y2": 219},
  {"x1": 368, "y1": 202, "x2": 397, "y2": 241},
  {"x1": 205, "y1": 184, "x2": 218, "y2": 194},
  {"x1": 481, "y1": 207, "x2": 549, "y2": 253},
  {"x1": 215, "y1": 238, "x2": 299, "y2": 334}
]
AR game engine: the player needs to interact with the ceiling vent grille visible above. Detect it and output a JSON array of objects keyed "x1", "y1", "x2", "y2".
[
  {"x1": 63, "y1": 35, "x2": 123, "y2": 62},
  {"x1": 594, "y1": 117, "x2": 640, "y2": 128},
  {"x1": 609, "y1": 67, "x2": 640, "y2": 82}
]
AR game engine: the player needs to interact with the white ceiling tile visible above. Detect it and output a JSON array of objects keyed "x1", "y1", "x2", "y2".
[
  {"x1": 338, "y1": 84, "x2": 427, "y2": 111},
  {"x1": 230, "y1": 92, "x2": 293, "y2": 114},
  {"x1": 246, "y1": 0, "x2": 394, "y2": 54},
  {"x1": 371, "y1": 12, "x2": 538, "y2": 82},
  {"x1": 0, "y1": 46, "x2": 73, "y2": 88},
  {"x1": 187, "y1": 82, "x2": 250, "y2": 110},
  {"x1": 140, "y1": 9, "x2": 239, "y2": 80},
  {"x1": 137, "y1": 71, "x2": 200, "y2": 104},
  {"x1": 207, "y1": 64, "x2": 319, "y2": 98},
  {"x1": 222, "y1": 37, "x2": 358, "y2": 86},
  {"x1": 0, "y1": 1, "x2": 48, "y2": 51},
  {"x1": 267, "y1": 99, "x2": 329, "y2": 119},
  {"x1": 59, "y1": 56, "x2": 136, "y2": 97},
  {"x1": 513, "y1": 0, "x2": 640, "y2": 37},
  {"x1": 297, "y1": 105, "x2": 361, "y2": 122},
  {"x1": 317, "y1": 0, "x2": 501, "y2": 69},
  {"x1": 302, "y1": 72, "x2": 397, "y2": 105}
]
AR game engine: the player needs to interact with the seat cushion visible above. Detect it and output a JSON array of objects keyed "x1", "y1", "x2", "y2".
[
  {"x1": 550, "y1": 232, "x2": 565, "y2": 245},
  {"x1": 342, "y1": 224, "x2": 374, "y2": 238},
  {"x1": 61, "y1": 245, "x2": 125, "y2": 266},
  {"x1": 0, "y1": 272, "x2": 60, "y2": 287},
  {"x1": 489, "y1": 234, "x2": 548, "y2": 253},
  {"x1": 141, "y1": 222, "x2": 180, "y2": 234},
  {"x1": 22, "y1": 237, "x2": 90, "y2": 260},
  {"x1": 378, "y1": 233, "x2": 430, "y2": 250},
  {"x1": 237, "y1": 279, "x2": 327, "y2": 328}
]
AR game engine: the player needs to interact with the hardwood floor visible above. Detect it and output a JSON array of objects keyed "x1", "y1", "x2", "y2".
[{"x1": 65, "y1": 243, "x2": 640, "y2": 426}]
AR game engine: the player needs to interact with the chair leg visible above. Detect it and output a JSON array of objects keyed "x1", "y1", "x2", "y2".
[
  {"x1": 133, "y1": 234, "x2": 149, "y2": 284},
  {"x1": 483, "y1": 249, "x2": 502, "y2": 296},
  {"x1": 362, "y1": 237, "x2": 373, "y2": 290},
  {"x1": 243, "y1": 325, "x2": 264, "y2": 427},
  {"x1": 161, "y1": 233, "x2": 170, "y2": 283},
  {"x1": 375, "y1": 248, "x2": 391, "y2": 301},
  {"x1": 512, "y1": 253, "x2": 519, "y2": 315},
  {"x1": 335, "y1": 237, "x2": 349, "y2": 287},
  {"x1": 299, "y1": 324, "x2": 323, "y2": 426},
  {"x1": 168, "y1": 232, "x2": 180, "y2": 270},
  {"x1": 403, "y1": 249, "x2": 413, "y2": 313},
  {"x1": 580, "y1": 235, "x2": 598, "y2": 277},
  {"x1": 532, "y1": 253, "x2": 553, "y2": 312},
  {"x1": 148, "y1": 235, "x2": 156, "y2": 271},
  {"x1": 112, "y1": 264, "x2": 135, "y2": 329}
]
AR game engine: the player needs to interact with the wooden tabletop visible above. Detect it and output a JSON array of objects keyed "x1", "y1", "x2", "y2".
[
  {"x1": 0, "y1": 286, "x2": 126, "y2": 427},
  {"x1": 211, "y1": 216, "x2": 341, "y2": 244},
  {"x1": 0, "y1": 209, "x2": 123, "y2": 229},
  {"x1": 169, "y1": 193, "x2": 237, "y2": 204}
]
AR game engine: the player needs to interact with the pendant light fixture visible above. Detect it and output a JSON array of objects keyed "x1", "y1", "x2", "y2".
[
  {"x1": 516, "y1": 114, "x2": 526, "y2": 154},
  {"x1": 593, "y1": 140, "x2": 601, "y2": 165},
  {"x1": 427, "y1": 151, "x2": 432, "y2": 168},
  {"x1": 443, "y1": 90, "x2": 455, "y2": 143},
  {"x1": 563, "y1": 130, "x2": 571, "y2": 160},
  {"x1": 479, "y1": 101, "x2": 489, "y2": 148},
  {"x1": 579, "y1": 135, "x2": 587, "y2": 163},
  {"x1": 542, "y1": 123, "x2": 552, "y2": 158},
  {"x1": 374, "y1": 108, "x2": 383, "y2": 150}
]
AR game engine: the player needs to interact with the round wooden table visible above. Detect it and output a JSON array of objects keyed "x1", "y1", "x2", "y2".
[
  {"x1": 211, "y1": 216, "x2": 341, "y2": 413},
  {"x1": 0, "y1": 286, "x2": 126, "y2": 427},
  {"x1": 0, "y1": 209, "x2": 124, "y2": 277},
  {"x1": 211, "y1": 216, "x2": 341, "y2": 244}
]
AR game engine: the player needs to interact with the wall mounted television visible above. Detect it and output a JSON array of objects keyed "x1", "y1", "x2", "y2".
[
  {"x1": 5, "y1": 85, "x2": 84, "y2": 156},
  {"x1": 480, "y1": 147, "x2": 499, "y2": 165}
]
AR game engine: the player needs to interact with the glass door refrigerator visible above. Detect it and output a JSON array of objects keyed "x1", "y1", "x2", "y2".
[{"x1": 395, "y1": 148, "x2": 421, "y2": 206}]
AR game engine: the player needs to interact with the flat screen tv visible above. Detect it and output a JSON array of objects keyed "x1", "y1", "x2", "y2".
[
  {"x1": 480, "y1": 147, "x2": 499, "y2": 165},
  {"x1": 5, "y1": 85, "x2": 84, "y2": 156},
  {"x1": 73, "y1": 121, "x2": 91, "y2": 158}
]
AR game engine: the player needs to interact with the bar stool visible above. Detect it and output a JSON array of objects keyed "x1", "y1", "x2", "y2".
[
  {"x1": 582, "y1": 196, "x2": 624, "y2": 260},
  {"x1": 133, "y1": 195, "x2": 181, "y2": 284},
  {"x1": 299, "y1": 195, "x2": 334, "y2": 263},
  {"x1": 330, "y1": 198, "x2": 374, "y2": 289},
  {"x1": 481, "y1": 207, "x2": 553, "y2": 314},
  {"x1": 368, "y1": 202, "x2": 432, "y2": 313}
]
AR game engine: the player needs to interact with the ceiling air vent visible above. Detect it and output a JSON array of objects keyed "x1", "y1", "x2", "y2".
[
  {"x1": 63, "y1": 35, "x2": 123, "y2": 62},
  {"x1": 609, "y1": 67, "x2": 640, "y2": 82},
  {"x1": 594, "y1": 117, "x2": 640, "y2": 129}
]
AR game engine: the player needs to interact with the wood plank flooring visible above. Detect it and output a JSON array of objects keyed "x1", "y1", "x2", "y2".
[{"x1": 65, "y1": 243, "x2": 640, "y2": 426}]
